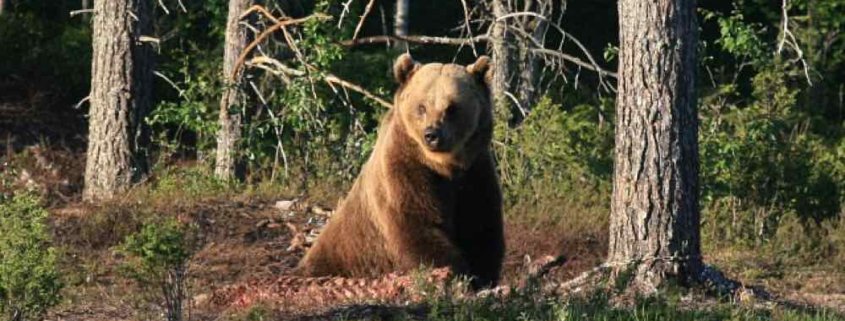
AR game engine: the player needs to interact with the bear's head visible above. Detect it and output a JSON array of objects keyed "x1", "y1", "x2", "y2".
[{"x1": 392, "y1": 54, "x2": 493, "y2": 171}]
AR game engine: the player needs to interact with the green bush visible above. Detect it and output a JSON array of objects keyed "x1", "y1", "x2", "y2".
[
  {"x1": 699, "y1": 64, "x2": 843, "y2": 263},
  {"x1": 118, "y1": 218, "x2": 195, "y2": 321},
  {"x1": 494, "y1": 97, "x2": 613, "y2": 219},
  {"x1": 0, "y1": 193, "x2": 62, "y2": 321}
]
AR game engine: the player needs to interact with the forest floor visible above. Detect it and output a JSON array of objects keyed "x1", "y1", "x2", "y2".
[{"x1": 3, "y1": 146, "x2": 845, "y2": 321}]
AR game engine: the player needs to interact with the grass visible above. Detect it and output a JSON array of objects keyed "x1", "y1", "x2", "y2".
[
  {"x1": 1, "y1": 152, "x2": 840, "y2": 320},
  {"x1": 397, "y1": 291, "x2": 845, "y2": 321}
]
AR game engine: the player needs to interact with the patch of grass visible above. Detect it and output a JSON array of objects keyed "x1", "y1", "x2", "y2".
[
  {"x1": 149, "y1": 164, "x2": 236, "y2": 200},
  {"x1": 406, "y1": 291, "x2": 844, "y2": 321}
]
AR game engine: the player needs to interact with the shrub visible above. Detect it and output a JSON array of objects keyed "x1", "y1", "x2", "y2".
[
  {"x1": 0, "y1": 193, "x2": 62, "y2": 321},
  {"x1": 494, "y1": 97, "x2": 612, "y2": 222},
  {"x1": 118, "y1": 218, "x2": 195, "y2": 321},
  {"x1": 699, "y1": 64, "x2": 843, "y2": 263}
]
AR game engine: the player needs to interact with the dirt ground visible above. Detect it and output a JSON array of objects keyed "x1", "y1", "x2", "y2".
[{"x1": 43, "y1": 194, "x2": 609, "y2": 320}]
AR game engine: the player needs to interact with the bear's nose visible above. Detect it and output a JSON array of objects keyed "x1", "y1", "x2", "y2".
[{"x1": 423, "y1": 127, "x2": 441, "y2": 146}]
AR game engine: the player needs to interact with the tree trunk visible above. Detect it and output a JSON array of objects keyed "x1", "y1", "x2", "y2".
[
  {"x1": 214, "y1": 0, "x2": 252, "y2": 180},
  {"x1": 490, "y1": 0, "x2": 514, "y2": 124},
  {"x1": 0, "y1": 0, "x2": 5, "y2": 15},
  {"x1": 83, "y1": 0, "x2": 154, "y2": 201},
  {"x1": 608, "y1": 0, "x2": 702, "y2": 291},
  {"x1": 81, "y1": 0, "x2": 90, "y2": 19},
  {"x1": 394, "y1": 0, "x2": 409, "y2": 50},
  {"x1": 515, "y1": 0, "x2": 549, "y2": 122}
]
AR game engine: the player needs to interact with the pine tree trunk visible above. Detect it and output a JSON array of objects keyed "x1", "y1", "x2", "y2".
[
  {"x1": 214, "y1": 0, "x2": 252, "y2": 180},
  {"x1": 83, "y1": 0, "x2": 153, "y2": 201},
  {"x1": 490, "y1": 0, "x2": 514, "y2": 124},
  {"x1": 394, "y1": 0, "x2": 409, "y2": 50},
  {"x1": 608, "y1": 0, "x2": 702, "y2": 291}
]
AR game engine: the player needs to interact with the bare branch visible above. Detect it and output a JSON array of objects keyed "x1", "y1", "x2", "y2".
[
  {"x1": 324, "y1": 75, "x2": 392, "y2": 109},
  {"x1": 158, "y1": 0, "x2": 170, "y2": 15},
  {"x1": 777, "y1": 0, "x2": 812, "y2": 85},
  {"x1": 342, "y1": 29, "x2": 617, "y2": 83},
  {"x1": 459, "y1": 0, "x2": 479, "y2": 56},
  {"x1": 531, "y1": 48, "x2": 617, "y2": 78},
  {"x1": 232, "y1": 13, "x2": 331, "y2": 80},
  {"x1": 338, "y1": 0, "x2": 355, "y2": 28},
  {"x1": 69, "y1": 9, "x2": 95, "y2": 17},
  {"x1": 153, "y1": 71, "x2": 185, "y2": 97},
  {"x1": 341, "y1": 34, "x2": 490, "y2": 46},
  {"x1": 352, "y1": 0, "x2": 377, "y2": 41}
]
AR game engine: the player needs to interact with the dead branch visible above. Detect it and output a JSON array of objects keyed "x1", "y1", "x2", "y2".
[
  {"x1": 235, "y1": 14, "x2": 394, "y2": 110},
  {"x1": 777, "y1": 0, "x2": 812, "y2": 85},
  {"x1": 240, "y1": 4, "x2": 283, "y2": 23},
  {"x1": 352, "y1": 0, "x2": 377, "y2": 41},
  {"x1": 526, "y1": 255, "x2": 567, "y2": 280},
  {"x1": 231, "y1": 13, "x2": 331, "y2": 80},
  {"x1": 69, "y1": 9, "x2": 95, "y2": 17},
  {"x1": 324, "y1": 74, "x2": 392, "y2": 109},
  {"x1": 459, "y1": 0, "x2": 480, "y2": 56},
  {"x1": 341, "y1": 34, "x2": 617, "y2": 80},
  {"x1": 532, "y1": 48, "x2": 618, "y2": 78},
  {"x1": 338, "y1": 0, "x2": 355, "y2": 28},
  {"x1": 341, "y1": 34, "x2": 490, "y2": 47}
]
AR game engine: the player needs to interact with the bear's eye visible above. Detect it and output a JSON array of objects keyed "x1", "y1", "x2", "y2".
[{"x1": 417, "y1": 105, "x2": 426, "y2": 116}]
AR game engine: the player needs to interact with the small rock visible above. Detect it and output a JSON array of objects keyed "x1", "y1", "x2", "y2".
[{"x1": 275, "y1": 199, "x2": 297, "y2": 211}]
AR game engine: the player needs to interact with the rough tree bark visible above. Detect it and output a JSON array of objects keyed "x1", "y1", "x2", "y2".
[
  {"x1": 83, "y1": 0, "x2": 154, "y2": 201},
  {"x1": 214, "y1": 0, "x2": 253, "y2": 180},
  {"x1": 608, "y1": 0, "x2": 702, "y2": 291},
  {"x1": 515, "y1": 0, "x2": 550, "y2": 122},
  {"x1": 490, "y1": 0, "x2": 514, "y2": 124}
]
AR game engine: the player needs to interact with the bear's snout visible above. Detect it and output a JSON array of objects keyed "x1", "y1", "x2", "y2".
[{"x1": 423, "y1": 126, "x2": 448, "y2": 151}]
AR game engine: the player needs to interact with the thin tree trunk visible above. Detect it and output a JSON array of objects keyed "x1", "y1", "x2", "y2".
[
  {"x1": 515, "y1": 1, "x2": 549, "y2": 122},
  {"x1": 608, "y1": 0, "x2": 702, "y2": 291},
  {"x1": 394, "y1": 0, "x2": 409, "y2": 50},
  {"x1": 82, "y1": 0, "x2": 90, "y2": 19},
  {"x1": 83, "y1": 0, "x2": 154, "y2": 201},
  {"x1": 490, "y1": 0, "x2": 514, "y2": 124},
  {"x1": 214, "y1": 0, "x2": 252, "y2": 180},
  {"x1": 0, "y1": 0, "x2": 5, "y2": 15}
]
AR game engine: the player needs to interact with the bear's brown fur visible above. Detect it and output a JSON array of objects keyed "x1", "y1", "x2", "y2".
[{"x1": 296, "y1": 54, "x2": 504, "y2": 288}]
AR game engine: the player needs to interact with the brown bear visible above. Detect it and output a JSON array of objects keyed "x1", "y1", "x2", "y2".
[{"x1": 296, "y1": 54, "x2": 504, "y2": 288}]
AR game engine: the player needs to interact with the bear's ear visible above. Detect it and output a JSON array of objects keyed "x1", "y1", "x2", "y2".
[
  {"x1": 466, "y1": 55, "x2": 493, "y2": 86},
  {"x1": 393, "y1": 53, "x2": 420, "y2": 85}
]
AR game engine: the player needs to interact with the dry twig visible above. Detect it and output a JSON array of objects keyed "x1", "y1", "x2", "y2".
[
  {"x1": 231, "y1": 13, "x2": 331, "y2": 80},
  {"x1": 352, "y1": 0, "x2": 377, "y2": 41}
]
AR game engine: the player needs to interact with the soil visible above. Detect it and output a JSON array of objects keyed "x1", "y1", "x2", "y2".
[{"x1": 44, "y1": 193, "x2": 606, "y2": 320}]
